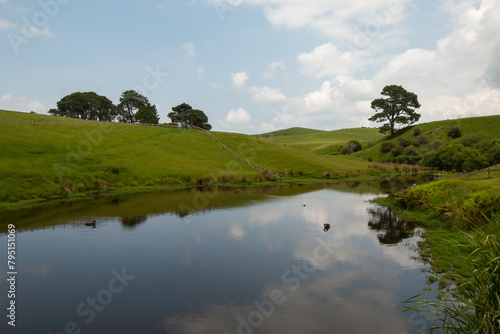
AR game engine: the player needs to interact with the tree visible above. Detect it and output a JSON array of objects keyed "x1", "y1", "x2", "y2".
[
  {"x1": 50, "y1": 92, "x2": 116, "y2": 121},
  {"x1": 369, "y1": 85, "x2": 421, "y2": 135},
  {"x1": 135, "y1": 104, "x2": 160, "y2": 124},
  {"x1": 117, "y1": 90, "x2": 150, "y2": 123},
  {"x1": 168, "y1": 103, "x2": 212, "y2": 130}
]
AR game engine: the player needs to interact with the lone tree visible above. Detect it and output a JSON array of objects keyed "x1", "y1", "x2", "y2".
[
  {"x1": 369, "y1": 85, "x2": 421, "y2": 135},
  {"x1": 117, "y1": 90, "x2": 150, "y2": 123},
  {"x1": 168, "y1": 103, "x2": 212, "y2": 130},
  {"x1": 49, "y1": 92, "x2": 116, "y2": 121}
]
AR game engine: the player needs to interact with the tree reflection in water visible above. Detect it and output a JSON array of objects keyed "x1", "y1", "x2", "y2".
[
  {"x1": 367, "y1": 206, "x2": 416, "y2": 245},
  {"x1": 121, "y1": 216, "x2": 148, "y2": 229}
]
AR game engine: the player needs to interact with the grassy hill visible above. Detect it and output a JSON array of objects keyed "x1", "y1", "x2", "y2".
[
  {"x1": 258, "y1": 127, "x2": 326, "y2": 137},
  {"x1": 0, "y1": 110, "x2": 378, "y2": 206},
  {"x1": 353, "y1": 115, "x2": 500, "y2": 165},
  {"x1": 259, "y1": 127, "x2": 384, "y2": 154}
]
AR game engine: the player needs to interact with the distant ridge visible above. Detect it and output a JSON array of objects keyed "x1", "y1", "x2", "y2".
[{"x1": 257, "y1": 127, "x2": 325, "y2": 137}]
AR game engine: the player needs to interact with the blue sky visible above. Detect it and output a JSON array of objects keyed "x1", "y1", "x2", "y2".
[{"x1": 1, "y1": 0, "x2": 499, "y2": 134}]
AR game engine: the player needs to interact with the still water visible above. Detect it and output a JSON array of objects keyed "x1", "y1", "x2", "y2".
[{"x1": 0, "y1": 177, "x2": 439, "y2": 334}]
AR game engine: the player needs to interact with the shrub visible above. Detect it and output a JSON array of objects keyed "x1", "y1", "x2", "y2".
[
  {"x1": 428, "y1": 140, "x2": 442, "y2": 151},
  {"x1": 197, "y1": 175, "x2": 215, "y2": 188},
  {"x1": 448, "y1": 125, "x2": 462, "y2": 139},
  {"x1": 340, "y1": 145, "x2": 353, "y2": 155},
  {"x1": 347, "y1": 140, "x2": 362, "y2": 152},
  {"x1": 413, "y1": 135, "x2": 429, "y2": 147},
  {"x1": 398, "y1": 137, "x2": 411, "y2": 148},
  {"x1": 487, "y1": 142, "x2": 500, "y2": 165},
  {"x1": 413, "y1": 127, "x2": 421, "y2": 136},
  {"x1": 263, "y1": 169, "x2": 278, "y2": 180},
  {"x1": 404, "y1": 145, "x2": 418, "y2": 156},
  {"x1": 381, "y1": 141, "x2": 395, "y2": 153},
  {"x1": 218, "y1": 172, "x2": 234, "y2": 183},
  {"x1": 461, "y1": 133, "x2": 486, "y2": 147},
  {"x1": 391, "y1": 145, "x2": 403, "y2": 157}
]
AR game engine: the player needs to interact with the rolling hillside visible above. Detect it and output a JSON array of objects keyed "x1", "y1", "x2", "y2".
[
  {"x1": 352, "y1": 115, "x2": 500, "y2": 164},
  {"x1": 0, "y1": 110, "x2": 376, "y2": 205},
  {"x1": 259, "y1": 127, "x2": 384, "y2": 154}
]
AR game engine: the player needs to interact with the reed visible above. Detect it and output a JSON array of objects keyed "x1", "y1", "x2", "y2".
[{"x1": 403, "y1": 216, "x2": 500, "y2": 333}]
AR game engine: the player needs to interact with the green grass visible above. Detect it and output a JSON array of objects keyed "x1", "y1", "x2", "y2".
[
  {"x1": 0, "y1": 110, "x2": 383, "y2": 207},
  {"x1": 258, "y1": 127, "x2": 383, "y2": 154}
]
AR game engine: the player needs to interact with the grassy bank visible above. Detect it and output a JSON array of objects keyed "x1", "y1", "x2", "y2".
[
  {"x1": 375, "y1": 166, "x2": 500, "y2": 282},
  {"x1": 404, "y1": 216, "x2": 500, "y2": 333}
]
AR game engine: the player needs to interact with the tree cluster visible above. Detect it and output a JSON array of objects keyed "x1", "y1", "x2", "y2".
[
  {"x1": 49, "y1": 91, "x2": 212, "y2": 130},
  {"x1": 167, "y1": 103, "x2": 212, "y2": 130},
  {"x1": 49, "y1": 90, "x2": 160, "y2": 124}
]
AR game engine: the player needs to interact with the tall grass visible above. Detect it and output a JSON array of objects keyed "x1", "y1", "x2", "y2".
[{"x1": 403, "y1": 216, "x2": 500, "y2": 333}]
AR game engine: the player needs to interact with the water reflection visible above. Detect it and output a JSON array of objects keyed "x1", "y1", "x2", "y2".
[
  {"x1": 367, "y1": 206, "x2": 416, "y2": 245},
  {"x1": 121, "y1": 215, "x2": 148, "y2": 229},
  {"x1": 0, "y1": 177, "x2": 438, "y2": 334}
]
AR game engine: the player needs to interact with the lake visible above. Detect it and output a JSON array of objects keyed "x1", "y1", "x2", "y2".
[{"x1": 0, "y1": 177, "x2": 440, "y2": 334}]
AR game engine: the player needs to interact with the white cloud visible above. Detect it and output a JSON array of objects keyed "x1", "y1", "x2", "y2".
[
  {"x1": 225, "y1": 107, "x2": 251, "y2": 125},
  {"x1": 214, "y1": 0, "x2": 413, "y2": 42},
  {"x1": 230, "y1": 71, "x2": 249, "y2": 88},
  {"x1": 250, "y1": 85, "x2": 287, "y2": 102},
  {"x1": 263, "y1": 61, "x2": 285, "y2": 79},
  {"x1": 182, "y1": 42, "x2": 196, "y2": 59},
  {"x1": 298, "y1": 42, "x2": 370, "y2": 78},
  {"x1": 231, "y1": 71, "x2": 287, "y2": 103},
  {"x1": 0, "y1": 94, "x2": 47, "y2": 113}
]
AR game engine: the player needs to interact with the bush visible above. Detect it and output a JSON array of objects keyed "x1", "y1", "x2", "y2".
[
  {"x1": 404, "y1": 145, "x2": 418, "y2": 156},
  {"x1": 340, "y1": 145, "x2": 353, "y2": 155},
  {"x1": 461, "y1": 133, "x2": 486, "y2": 147},
  {"x1": 487, "y1": 142, "x2": 500, "y2": 165},
  {"x1": 448, "y1": 125, "x2": 462, "y2": 139},
  {"x1": 398, "y1": 137, "x2": 412, "y2": 148},
  {"x1": 421, "y1": 144, "x2": 489, "y2": 172},
  {"x1": 340, "y1": 140, "x2": 362, "y2": 155},
  {"x1": 428, "y1": 140, "x2": 442, "y2": 151},
  {"x1": 391, "y1": 145, "x2": 403, "y2": 157},
  {"x1": 413, "y1": 135, "x2": 429, "y2": 147},
  {"x1": 381, "y1": 141, "x2": 395, "y2": 153},
  {"x1": 218, "y1": 172, "x2": 234, "y2": 183},
  {"x1": 413, "y1": 127, "x2": 421, "y2": 136},
  {"x1": 347, "y1": 140, "x2": 362, "y2": 152}
]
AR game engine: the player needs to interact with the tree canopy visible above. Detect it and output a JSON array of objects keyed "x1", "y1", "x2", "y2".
[
  {"x1": 49, "y1": 92, "x2": 116, "y2": 121},
  {"x1": 117, "y1": 90, "x2": 150, "y2": 123},
  {"x1": 49, "y1": 90, "x2": 161, "y2": 124},
  {"x1": 369, "y1": 85, "x2": 421, "y2": 135},
  {"x1": 168, "y1": 103, "x2": 212, "y2": 130},
  {"x1": 135, "y1": 104, "x2": 160, "y2": 124}
]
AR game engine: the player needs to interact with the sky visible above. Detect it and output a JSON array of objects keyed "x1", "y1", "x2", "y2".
[{"x1": 1, "y1": 0, "x2": 499, "y2": 134}]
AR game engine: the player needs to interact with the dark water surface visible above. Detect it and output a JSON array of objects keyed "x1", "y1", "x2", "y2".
[{"x1": 0, "y1": 177, "x2": 439, "y2": 334}]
